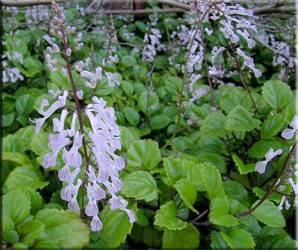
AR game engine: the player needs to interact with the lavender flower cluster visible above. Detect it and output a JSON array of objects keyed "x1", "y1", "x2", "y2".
[{"x1": 31, "y1": 1, "x2": 135, "y2": 232}]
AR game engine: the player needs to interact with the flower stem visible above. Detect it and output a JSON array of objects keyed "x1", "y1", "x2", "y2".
[
  {"x1": 59, "y1": 22, "x2": 90, "y2": 218},
  {"x1": 239, "y1": 144, "x2": 296, "y2": 217}
]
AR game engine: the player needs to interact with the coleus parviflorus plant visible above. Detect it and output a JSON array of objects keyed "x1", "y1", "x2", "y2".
[{"x1": 31, "y1": 1, "x2": 135, "y2": 232}]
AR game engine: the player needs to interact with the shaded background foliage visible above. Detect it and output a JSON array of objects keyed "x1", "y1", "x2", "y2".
[{"x1": 1, "y1": 0, "x2": 297, "y2": 249}]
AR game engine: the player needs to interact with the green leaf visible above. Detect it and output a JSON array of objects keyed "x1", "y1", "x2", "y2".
[
  {"x1": 120, "y1": 126, "x2": 140, "y2": 151},
  {"x1": 232, "y1": 154, "x2": 255, "y2": 174},
  {"x1": 261, "y1": 113, "x2": 284, "y2": 139},
  {"x1": 138, "y1": 91, "x2": 159, "y2": 114},
  {"x1": 127, "y1": 140, "x2": 161, "y2": 171},
  {"x1": 135, "y1": 209, "x2": 149, "y2": 227},
  {"x1": 23, "y1": 188, "x2": 44, "y2": 215},
  {"x1": 122, "y1": 171, "x2": 160, "y2": 202},
  {"x1": 150, "y1": 115, "x2": 170, "y2": 130},
  {"x1": 154, "y1": 201, "x2": 187, "y2": 230},
  {"x1": 3, "y1": 113, "x2": 15, "y2": 127},
  {"x1": 219, "y1": 86, "x2": 252, "y2": 113},
  {"x1": 124, "y1": 107, "x2": 140, "y2": 126},
  {"x1": 3, "y1": 230, "x2": 19, "y2": 245},
  {"x1": 30, "y1": 132, "x2": 49, "y2": 156},
  {"x1": 12, "y1": 242, "x2": 28, "y2": 249},
  {"x1": 121, "y1": 55, "x2": 137, "y2": 67},
  {"x1": 199, "y1": 163, "x2": 225, "y2": 201},
  {"x1": 220, "y1": 229, "x2": 255, "y2": 248},
  {"x1": 101, "y1": 204, "x2": 134, "y2": 248},
  {"x1": 164, "y1": 157, "x2": 187, "y2": 186},
  {"x1": 2, "y1": 151, "x2": 31, "y2": 165},
  {"x1": 135, "y1": 21, "x2": 147, "y2": 33},
  {"x1": 210, "y1": 231, "x2": 228, "y2": 249},
  {"x1": 200, "y1": 112, "x2": 227, "y2": 138},
  {"x1": 251, "y1": 200, "x2": 285, "y2": 228},
  {"x1": 35, "y1": 209, "x2": 90, "y2": 248},
  {"x1": 223, "y1": 181, "x2": 249, "y2": 206},
  {"x1": 247, "y1": 138, "x2": 289, "y2": 158},
  {"x1": 256, "y1": 226, "x2": 296, "y2": 249},
  {"x1": 122, "y1": 80, "x2": 134, "y2": 96},
  {"x1": 225, "y1": 105, "x2": 261, "y2": 132},
  {"x1": 184, "y1": 161, "x2": 205, "y2": 192},
  {"x1": 17, "y1": 220, "x2": 45, "y2": 246},
  {"x1": 174, "y1": 178, "x2": 199, "y2": 214},
  {"x1": 4, "y1": 165, "x2": 48, "y2": 193},
  {"x1": 262, "y1": 79, "x2": 292, "y2": 111},
  {"x1": 162, "y1": 223, "x2": 200, "y2": 248},
  {"x1": 196, "y1": 153, "x2": 226, "y2": 174},
  {"x1": 3, "y1": 190, "x2": 31, "y2": 225},
  {"x1": 3, "y1": 215, "x2": 14, "y2": 233},
  {"x1": 209, "y1": 198, "x2": 239, "y2": 227},
  {"x1": 15, "y1": 94, "x2": 35, "y2": 116},
  {"x1": 143, "y1": 226, "x2": 163, "y2": 248}
]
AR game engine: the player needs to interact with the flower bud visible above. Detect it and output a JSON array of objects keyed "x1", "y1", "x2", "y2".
[
  {"x1": 66, "y1": 48, "x2": 72, "y2": 56},
  {"x1": 61, "y1": 68, "x2": 67, "y2": 77},
  {"x1": 76, "y1": 42, "x2": 84, "y2": 50}
]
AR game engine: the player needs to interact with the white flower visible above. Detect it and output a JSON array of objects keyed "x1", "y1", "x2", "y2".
[
  {"x1": 255, "y1": 148, "x2": 283, "y2": 174},
  {"x1": 281, "y1": 115, "x2": 298, "y2": 139}
]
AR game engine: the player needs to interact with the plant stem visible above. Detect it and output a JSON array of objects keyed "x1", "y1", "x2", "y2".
[
  {"x1": 230, "y1": 43, "x2": 260, "y2": 114},
  {"x1": 59, "y1": 21, "x2": 90, "y2": 218},
  {"x1": 239, "y1": 144, "x2": 296, "y2": 217},
  {"x1": 161, "y1": 8, "x2": 210, "y2": 150}
]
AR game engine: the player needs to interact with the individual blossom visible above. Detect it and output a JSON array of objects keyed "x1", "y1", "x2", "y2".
[
  {"x1": 255, "y1": 148, "x2": 283, "y2": 174},
  {"x1": 281, "y1": 115, "x2": 298, "y2": 140}
]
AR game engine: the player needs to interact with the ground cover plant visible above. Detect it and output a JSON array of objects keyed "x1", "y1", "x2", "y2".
[{"x1": 1, "y1": 0, "x2": 297, "y2": 249}]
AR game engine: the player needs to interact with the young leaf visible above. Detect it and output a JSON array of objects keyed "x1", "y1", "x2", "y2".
[
  {"x1": 17, "y1": 220, "x2": 45, "y2": 246},
  {"x1": 261, "y1": 113, "x2": 284, "y2": 139},
  {"x1": 174, "y1": 178, "x2": 199, "y2": 214},
  {"x1": 122, "y1": 171, "x2": 160, "y2": 202},
  {"x1": 154, "y1": 201, "x2": 187, "y2": 230},
  {"x1": 232, "y1": 154, "x2": 255, "y2": 174},
  {"x1": 220, "y1": 228, "x2": 255, "y2": 248},
  {"x1": 126, "y1": 140, "x2": 161, "y2": 171},
  {"x1": 225, "y1": 105, "x2": 261, "y2": 132},
  {"x1": 124, "y1": 107, "x2": 140, "y2": 126},
  {"x1": 150, "y1": 115, "x2": 170, "y2": 130},
  {"x1": 200, "y1": 111, "x2": 227, "y2": 139},
  {"x1": 199, "y1": 163, "x2": 225, "y2": 201},
  {"x1": 262, "y1": 79, "x2": 292, "y2": 111},
  {"x1": 164, "y1": 157, "x2": 187, "y2": 186},
  {"x1": 162, "y1": 223, "x2": 200, "y2": 248},
  {"x1": 101, "y1": 204, "x2": 134, "y2": 248},
  {"x1": 15, "y1": 94, "x2": 35, "y2": 116},
  {"x1": 4, "y1": 166, "x2": 49, "y2": 193},
  {"x1": 251, "y1": 200, "x2": 286, "y2": 228},
  {"x1": 3, "y1": 190, "x2": 31, "y2": 225},
  {"x1": 209, "y1": 198, "x2": 239, "y2": 227}
]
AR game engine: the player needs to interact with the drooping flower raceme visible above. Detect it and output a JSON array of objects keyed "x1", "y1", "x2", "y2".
[
  {"x1": 255, "y1": 148, "x2": 283, "y2": 174},
  {"x1": 31, "y1": 0, "x2": 135, "y2": 232}
]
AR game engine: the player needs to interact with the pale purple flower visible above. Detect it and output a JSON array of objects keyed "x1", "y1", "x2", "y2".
[
  {"x1": 255, "y1": 148, "x2": 283, "y2": 174},
  {"x1": 33, "y1": 90, "x2": 69, "y2": 133},
  {"x1": 281, "y1": 115, "x2": 298, "y2": 140},
  {"x1": 90, "y1": 216, "x2": 103, "y2": 232}
]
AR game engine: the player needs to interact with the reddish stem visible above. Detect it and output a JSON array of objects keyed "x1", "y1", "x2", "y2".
[{"x1": 59, "y1": 22, "x2": 90, "y2": 218}]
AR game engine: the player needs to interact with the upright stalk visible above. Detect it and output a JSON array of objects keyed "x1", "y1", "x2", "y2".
[{"x1": 59, "y1": 21, "x2": 90, "y2": 217}]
